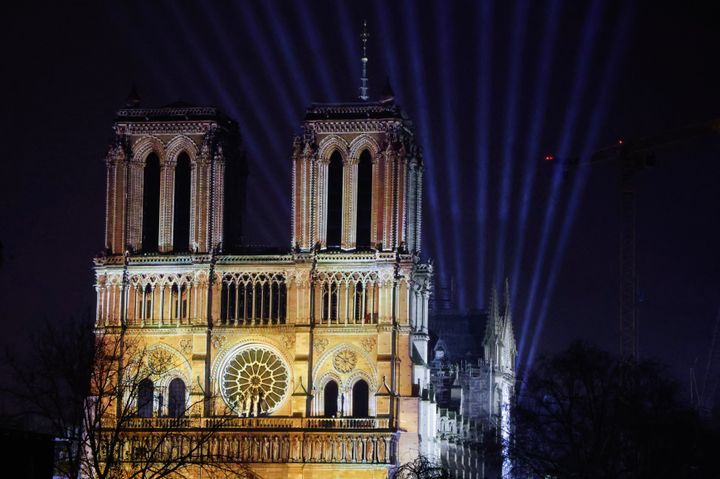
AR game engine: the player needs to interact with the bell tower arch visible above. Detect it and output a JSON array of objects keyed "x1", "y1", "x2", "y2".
[
  {"x1": 291, "y1": 104, "x2": 423, "y2": 253},
  {"x1": 104, "y1": 103, "x2": 246, "y2": 255}
]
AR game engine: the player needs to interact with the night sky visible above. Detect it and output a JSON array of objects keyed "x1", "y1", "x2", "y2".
[{"x1": 1, "y1": 1, "x2": 719, "y2": 392}]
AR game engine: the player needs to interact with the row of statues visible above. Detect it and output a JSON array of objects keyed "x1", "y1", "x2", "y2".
[{"x1": 117, "y1": 433, "x2": 392, "y2": 464}]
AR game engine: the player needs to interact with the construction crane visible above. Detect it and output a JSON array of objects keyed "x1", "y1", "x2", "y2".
[
  {"x1": 696, "y1": 308, "x2": 720, "y2": 416},
  {"x1": 560, "y1": 118, "x2": 720, "y2": 361}
]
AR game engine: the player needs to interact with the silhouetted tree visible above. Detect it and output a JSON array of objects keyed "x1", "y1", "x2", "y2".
[
  {"x1": 392, "y1": 455, "x2": 449, "y2": 479},
  {"x1": 3, "y1": 318, "x2": 251, "y2": 479},
  {"x1": 507, "y1": 341, "x2": 719, "y2": 478}
]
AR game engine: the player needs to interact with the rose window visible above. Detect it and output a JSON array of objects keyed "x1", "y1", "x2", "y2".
[
  {"x1": 221, "y1": 345, "x2": 290, "y2": 414},
  {"x1": 333, "y1": 348, "x2": 357, "y2": 373}
]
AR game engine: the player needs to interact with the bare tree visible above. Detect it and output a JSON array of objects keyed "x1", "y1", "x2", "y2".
[
  {"x1": 391, "y1": 455, "x2": 449, "y2": 479},
  {"x1": 507, "y1": 341, "x2": 719, "y2": 479},
  {"x1": 4, "y1": 318, "x2": 252, "y2": 479}
]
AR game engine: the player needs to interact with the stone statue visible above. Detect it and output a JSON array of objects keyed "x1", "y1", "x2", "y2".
[
  {"x1": 243, "y1": 392, "x2": 251, "y2": 417},
  {"x1": 272, "y1": 436, "x2": 279, "y2": 461},
  {"x1": 251, "y1": 390, "x2": 260, "y2": 417},
  {"x1": 292, "y1": 436, "x2": 301, "y2": 461}
]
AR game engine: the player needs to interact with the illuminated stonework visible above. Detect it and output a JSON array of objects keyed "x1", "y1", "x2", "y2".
[
  {"x1": 93, "y1": 99, "x2": 439, "y2": 478},
  {"x1": 221, "y1": 345, "x2": 290, "y2": 415}
]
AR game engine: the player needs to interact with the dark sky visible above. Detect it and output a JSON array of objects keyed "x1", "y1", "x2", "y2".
[{"x1": 1, "y1": 0, "x2": 719, "y2": 392}]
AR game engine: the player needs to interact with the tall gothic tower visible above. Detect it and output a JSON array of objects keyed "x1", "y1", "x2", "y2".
[{"x1": 93, "y1": 85, "x2": 433, "y2": 476}]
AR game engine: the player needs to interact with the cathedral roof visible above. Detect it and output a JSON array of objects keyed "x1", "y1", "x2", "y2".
[
  {"x1": 115, "y1": 103, "x2": 234, "y2": 125},
  {"x1": 304, "y1": 101, "x2": 408, "y2": 121}
]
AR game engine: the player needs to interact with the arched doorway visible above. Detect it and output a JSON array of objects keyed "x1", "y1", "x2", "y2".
[
  {"x1": 138, "y1": 378, "x2": 154, "y2": 418},
  {"x1": 168, "y1": 378, "x2": 186, "y2": 418},
  {"x1": 323, "y1": 380, "x2": 339, "y2": 417},
  {"x1": 352, "y1": 379, "x2": 369, "y2": 418}
]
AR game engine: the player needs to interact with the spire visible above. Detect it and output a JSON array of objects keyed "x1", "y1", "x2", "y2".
[
  {"x1": 489, "y1": 286, "x2": 500, "y2": 327},
  {"x1": 503, "y1": 277, "x2": 512, "y2": 318},
  {"x1": 359, "y1": 20, "x2": 369, "y2": 101},
  {"x1": 490, "y1": 286, "x2": 500, "y2": 321}
]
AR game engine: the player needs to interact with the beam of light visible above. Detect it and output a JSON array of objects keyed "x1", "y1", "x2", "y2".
[
  {"x1": 370, "y1": 0, "x2": 400, "y2": 96},
  {"x1": 494, "y1": 0, "x2": 531, "y2": 291},
  {"x1": 256, "y1": 0, "x2": 313, "y2": 106},
  {"x1": 333, "y1": 0, "x2": 361, "y2": 94},
  {"x1": 197, "y1": 7, "x2": 295, "y2": 214},
  {"x1": 109, "y1": 4, "x2": 287, "y2": 245},
  {"x1": 474, "y1": 0, "x2": 494, "y2": 308},
  {"x1": 167, "y1": 5, "x2": 288, "y2": 240},
  {"x1": 435, "y1": 0, "x2": 466, "y2": 309},
  {"x1": 399, "y1": 0, "x2": 449, "y2": 287},
  {"x1": 510, "y1": 0, "x2": 563, "y2": 301},
  {"x1": 522, "y1": 3, "x2": 634, "y2": 383},
  {"x1": 517, "y1": 0, "x2": 605, "y2": 366},
  {"x1": 288, "y1": 0, "x2": 341, "y2": 102},
  {"x1": 228, "y1": 2, "x2": 306, "y2": 114}
]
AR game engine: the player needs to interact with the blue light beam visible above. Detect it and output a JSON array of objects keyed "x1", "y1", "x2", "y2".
[
  {"x1": 517, "y1": 0, "x2": 605, "y2": 365},
  {"x1": 510, "y1": 0, "x2": 563, "y2": 300},
  {"x1": 474, "y1": 0, "x2": 495, "y2": 308},
  {"x1": 522, "y1": 4, "x2": 634, "y2": 382},
  {"x1": 494, "y1": 0, "x2": 531, "y2": 289}
]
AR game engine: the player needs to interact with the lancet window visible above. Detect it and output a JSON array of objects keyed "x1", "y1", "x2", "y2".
[
  {"x1": 142, "y1": 153, "x2": 161, "y2": 252},
  {"x1": 219, "y1": 273, "x2": 287, "y2": 325},
  {"x1": 326, "y1": 151, "x2": 344, "y2": 247},
  {"x1": 138, "y1": 378, "x2": 154, "y2": 418},
  {"x1": 355, "y1": 149, "x2": 373, "y2": 248},
  {"x1": 172, "y1": 152, "x2": 191, "y2": 252},
  {"x1": 316, "y1": 272, "x2": 379, "y2": 326},
  {"x1": 126, "y1": 274, "x2": 193, "y2": 327},
  {"x1": 167, "y1": 378, "x2": 186, "y2": 418}
]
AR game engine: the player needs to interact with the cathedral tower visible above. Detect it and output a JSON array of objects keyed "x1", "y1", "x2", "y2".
[
  {"x1": 291, "y1": 102, "x2": 423, "y2": 253},
  {"x1": 104, "y1": 101, "x2": 246, "y2": 256}
]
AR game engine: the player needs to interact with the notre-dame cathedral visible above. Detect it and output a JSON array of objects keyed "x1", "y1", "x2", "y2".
[{"x1": 92, "y1": 30, "x2": 516, "y2": 479}]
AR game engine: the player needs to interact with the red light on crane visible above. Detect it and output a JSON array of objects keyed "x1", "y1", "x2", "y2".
[
  {"x1": 544, "y1": 154, "x2": 554, "y2": 161},
  {"x1": 618, "y1": 138, "x2": 624, "y2": 145}
]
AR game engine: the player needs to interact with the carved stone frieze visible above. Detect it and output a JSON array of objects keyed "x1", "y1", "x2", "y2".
[
  {"x1": 179, "y1": 339, "x2": 192, "y2": 355},
  {"x1": 314, "y1": 337, "x2": 329, "y2": 353},
  {"x1": 212, "y1": 335, "x2": 226, "y2": 350},
  {"x1": 361, "y1": 337, "x2": 376, "y2": 353}
]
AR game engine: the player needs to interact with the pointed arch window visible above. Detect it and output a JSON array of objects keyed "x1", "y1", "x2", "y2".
[
  {"x1": 168, "y1": 378, "x2": 186, "y2": 418},
  {"x1": 356, "y1": 150, "x2": 372, "y2": 248},
  {"x1": 173, "y1": 152, "x2": 191, "y2": 252},
  {"x1": 142, "y1": 153, "x2": 161, "y2": 252},
  {"x1": 138, "y1": 378, "x2": 154, "y2": 418},
  {"x1": 352, "y1": 379, "x2": 369, "y2": 417},
  {"x1": 323, "y1": 380, "x2": 339, "y2": 417},
  {"x1": 326, "y1": 151, "x2": 343, "y2": 247}
]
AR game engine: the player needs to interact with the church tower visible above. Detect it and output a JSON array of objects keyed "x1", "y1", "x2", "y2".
[
  {"x1": 92, "y1": 24, "x2": 434, "y2": 478},
  {"x1": 104, "y1": 98, "x2": 246, "y2": 256}
]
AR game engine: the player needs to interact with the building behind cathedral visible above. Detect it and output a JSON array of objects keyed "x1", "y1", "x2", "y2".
[{"x1": 91, "y1": 75, "x2": 516, "y2": 476}]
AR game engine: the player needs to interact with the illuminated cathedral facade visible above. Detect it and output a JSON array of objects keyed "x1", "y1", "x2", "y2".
[{"x1": 92, "y1": 84, "x2": 515, "y2": 478}]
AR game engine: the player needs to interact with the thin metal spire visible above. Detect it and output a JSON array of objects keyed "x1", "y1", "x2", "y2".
[{"x1": 359, "y1": 19, "x2": 369, "y2": 101}]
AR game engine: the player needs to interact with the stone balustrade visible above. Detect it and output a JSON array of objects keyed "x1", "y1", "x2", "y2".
[
  {"x1": 118, "y1": 416, "x2": 390, "y2": 430},
  {"x1": 102, "y1": 431, "x2": 397, "y2": 465}
]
